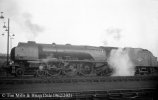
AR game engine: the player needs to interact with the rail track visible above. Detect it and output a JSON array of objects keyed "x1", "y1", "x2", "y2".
[
  {"x1": 0, "y1": 88, "x2": 157, "y2": 99},
  {"x1": 0, "y1": 75, "x2": 158, "y2": 99},
  {"x1": 0, "y1": 75, "x2": 158, "y2": 84}
]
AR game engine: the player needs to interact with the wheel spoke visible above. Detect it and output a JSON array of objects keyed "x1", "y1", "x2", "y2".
[
  {"x1": 79, "y1": 63, "x2": 92, "y2": 76},
  {"x1": 63, "y1": 63, "x2": 77, "y2": 76},
  {"x1": 47, "y1": 63, "x2": 61, "y2": 77},
  {"x1": 15, "y1": 68, "x2": 24, "y2": 77}
]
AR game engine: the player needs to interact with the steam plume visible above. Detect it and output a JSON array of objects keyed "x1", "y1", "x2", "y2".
[
  {"x1": 106, "y1": 27, "x2": 122, "y2": 41},
  {"x1": 103, "y1": 27, "x2": 122, "y2": 46},
  {"x1": 22, "y1": 13, "x2": 44, "y2": 39},
  {"x1": 0, "y1": 0, "x2": 44, "y2": 40},
  {"x1": 108, "y1": 48, "x2": 135, "y2": 76}
]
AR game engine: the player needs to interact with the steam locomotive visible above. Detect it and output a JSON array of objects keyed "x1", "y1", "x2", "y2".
[{"x1": 6, "y1": 41, "x2": 158, "y2": 77}]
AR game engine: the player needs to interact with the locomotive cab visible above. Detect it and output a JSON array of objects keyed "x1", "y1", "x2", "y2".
[{"x1": 9, "y1": 42, "x2": 39, "y2": 76}]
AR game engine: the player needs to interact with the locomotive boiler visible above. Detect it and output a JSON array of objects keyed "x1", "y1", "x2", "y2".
[{"x1": 8, "y1": 41, "x2": 158, "y2": 77}]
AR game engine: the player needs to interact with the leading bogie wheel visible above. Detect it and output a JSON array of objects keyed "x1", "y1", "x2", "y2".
[{"x1": 15, "y1": 68, "x2": 24, "y2": 77}]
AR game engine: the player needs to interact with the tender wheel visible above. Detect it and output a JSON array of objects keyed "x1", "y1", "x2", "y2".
[
  {"x1": 15, "y1": 68, "x2": 24, "y2": 77},
  {"x1": 79, "y1": 63, "x2": 93, "y2": 76},
  {"x1": 63, "y1": 63, "x2": 77, "y2": 76}
]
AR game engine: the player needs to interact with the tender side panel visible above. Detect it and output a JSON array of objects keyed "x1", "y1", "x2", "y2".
[{"x1": 126, "y1": 48, "x2": 157, "y2": 66}]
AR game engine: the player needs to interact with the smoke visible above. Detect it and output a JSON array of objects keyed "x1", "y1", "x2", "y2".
[
  {"x1": 0, "y1": 0, "x2": 44, "y2": 40},
  {"x1": 106, "y1": 27, "x2": 122, "y2": 40},
  {"x1": 22, "y1": 13, "x2": 44, "y2": 39},
  {"x1": 41, "y1": 58, "x2": 57, "y2": 63},
  {"x1": 103, "y1": 27, "x2": 122, "y2": 46},
  {"x1": 41, "y1": 53, "x2": 57, "y2": 63},
  {"x1": 108, "y1": 48, "x2": 135, "y2": 76}
]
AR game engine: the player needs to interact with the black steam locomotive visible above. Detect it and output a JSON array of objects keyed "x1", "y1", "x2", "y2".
[{"x1": 7, "y1": 41, "x2": 158, "y2": 77}]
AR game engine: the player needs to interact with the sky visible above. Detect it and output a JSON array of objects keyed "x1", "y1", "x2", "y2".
[{"x1": 0, "y1": 0, "x2": 158, "y2": 57}]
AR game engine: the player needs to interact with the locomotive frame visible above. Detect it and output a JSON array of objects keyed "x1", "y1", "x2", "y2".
[{"x1": 4, "y1": 41, "x2": 158, "y2": 77}]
